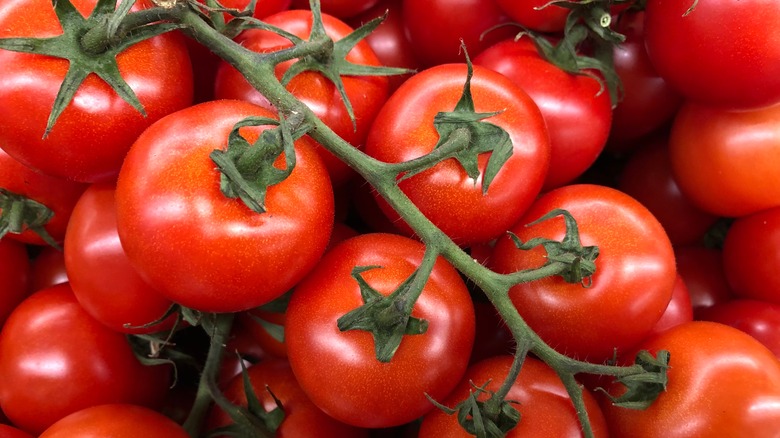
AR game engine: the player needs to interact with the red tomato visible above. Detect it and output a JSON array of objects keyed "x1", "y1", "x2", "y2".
[
  {"x1": 64, "y1": 183, "x2": 177, "y2": 334},
  {"x1": 0, "y1": 149, "x2": 87, "y2": 246},
  {"x1": 291, "y1": 0, "x2": 379, "y2": 19},
  {"x1": 115, "y1": 100, "x2": 334, "y2": 313},
  {"x1": 39, "y1": 404, "x2": 189, "y2": 438},
  {"x1": 490, "y1": 184, "x2": 677, "y2": 362},
  {"x1": 669, "y1": 102, "x2": 780, "y2": 217},
  {"x1": 495, "y1": 0, "x2": 569, "y2": 32},
  {"x1": 0, "y1": 284, "x2": 170, "y2": 434},
  {"x1": 28, "y1": 246, "x2": 68, "y2": 293},
  {"x1": 402, "y1": 0, "x2": 516, "y2": 67},
  {"x1": 207, "y1": 358, "x2": 369, "y2": 437},
  {"x1": 697, "y1": 299, "x2": 780, "y2": 359},
  {"x1": 237, "y1": 307, "x2": 288, "y2": 358},
  {"x1": 215, "y1": 10, "x2": 389, "y2": 186},
  {"x1": 419, "y1": 355, "x2": 609, "y2": 437},
  {"x1": 600, "y1": 321, "x2": 780, "y2": 436},
  {"x1": 643, "y1": 274, "x2": 693, "y2": 340},
  {"x1": 722, "y1": 206, "x2": 780, "y2": 304},
  {"x1": 364, "y1": 63, "x2": 550, "y2": 246},
  {"x1": 285, "y1": 233, "x2": 475, "y2": 428},
  {"x1": 0, "y1": 239, "x2": 29, "y2": 329},
  {"x1": 0, "y1": 0, "x2": 193, "y2": 183},
  {"x1": 644, "y1": 0, "x2": 780, "y2": 109},
  {"x1": 674, "y1": 245, "x2": 734, "y2": 313},
  {"x1": 0, "y1": 424, "x2": 34, "y2": 438},
  {"x1": 475, "y1": 37, "x2": 612, "y2": 190}
]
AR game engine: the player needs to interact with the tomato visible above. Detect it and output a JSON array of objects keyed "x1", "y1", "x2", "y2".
[
  {"x1": 64, "y1": 183, "x2": 177, "y2": 334},
  {"x1": 115, "y1": 100, "x2": 334, "y2": 313},
  {"x1": 364, "y1": 63, "x2": 550, "y2": 246},
  {"x1": 237, "y1": 307, "x2": 288, "y2": 358},
  {"x1": 600, "y1": 321, "x2": 780, "y2": 436},
  {"x1": 697, "y1": 299, "x2": 780, "y2": 359},
  {"x1": 419, "y1": 355, "x2": 609, "y2": 437},
  {"x1": 0, "y1": 239, "x2": 29, "y2": 329},
  {"x1": 617, "y1": 138, "x2": 718, "y2": 246},
  {"x1": 643, "y1": 274, "x2": 693, "y2": 340},
  {"x1": 0, "y1": 149, "x2": 88, "y2": 246},
  {"x1": 674, "y1": 245, "x2": 734, "y2": 313},
  {"x1": 0, "y1": 0, "x2": 193, "y2": 183},
  {"x1": 0, "y1": 424, "x2": 34, "y2": 438},
  {"x1": 0, "y1": 284, "x2": 170, "y2": 434},
  {"x1": 215, "y1": 9, "x2": 389, "y2": 186},
  {"x1": 39, "y1": 404, "x2": 190, "y2": 438},
  {"x1": 207, "y1": 358, "x2": 369, "y2": 437},
  {"x1": 285, "y1": 233, "x2": 475, "y2": 428},
  {"x1": 28, "y1": 246, "x2": 68, "y2": 293},
  {"x1": 475, "y1": 37, "x2": 612, "y2": 190},
  {"x1": 490, "y1": 184, "x2": 677, "y2": 362},
  {"x1": 722, "y1": 206, "x2": 780, "y2": 304},
  {"x1": 402, "y1": 0, "x2": 516, "y2": 67},
  {"x1": 291, "y1": 0, "x2": 379, "y2": 19},
  {"x1": 495, "y1": 0, "x2": 569, "y2": 33},
  {"x1": 644, "y1": 0, "x2": 780, "y2": 109},
  {"x1": 669, "y1": 102, "x2": 780, "y2": 217}
]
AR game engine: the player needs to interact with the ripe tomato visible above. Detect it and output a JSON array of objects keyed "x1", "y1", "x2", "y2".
[
  {"x1": 214, "y1": 9, "x2": 389, "y2": 186},
  {"x1": 669, "y1": 102, "x2": 780, "y2": 217},
  {"x1": 644, "y1": 0, "x2": 780, "y2": 109},
  {"x1": 115, "y1": 100, "x2": 334, "y2": 313},
  {"x1": 491, "y1": 184, "x2": 676, "y2": 362},
  {"x1": 64, "y1": 183, "x2": 177, "y2": 334},
  {"x1": 674, "y1": 245, "x2": 734, "y2": 313},
  {"x1": 600, "y1": 321, "x2": 780, "y2": 436},
  {"x1": 285, "y1": 233, "x2": 475, "y2": 428},
  {"x1": 0, "y1": 239, "x2": 29, "y2": 329},
  {"x1": 39, "y1": 404, "x2": 190, "y2": 438},
  {"x1": 0, "y1": 0, "x2": 193, "y2": 183},
  {"x1": 291, "y1": 0, "x2": 379, "y2": 19},
  {"x1": 475, "y1": 37, "x2": 612, "y2": 190},
  {"x1": 28, "y1": 246, "x2": 68, "y2": 293},
  {"x1": 0, "y1": 424, "x2": 34, "y2": 438},
  {"x1": 495, "y1": 0, "x2": 569, "y2": 33},
  {"x1": 419, "y1": 355, "x2": 609, "y2": 437},
  {"x1": 0, "y1": 284, "x2": 170, "y2": 434},
  {"x1": 643, "y1": 274, "x2": 693, "y2": 340},
  {"x1": 697, "y1": 299, "x2": 780, "y2": 359},
  {"x1": 364, "y1": 63, "x2": 550, "y2": 246}
]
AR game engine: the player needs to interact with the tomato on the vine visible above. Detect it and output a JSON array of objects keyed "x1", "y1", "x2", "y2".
[{"x1": 39, "y1": 404, "x2": 190, "y2": 438}]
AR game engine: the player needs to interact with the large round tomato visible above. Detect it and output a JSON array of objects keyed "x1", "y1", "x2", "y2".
[
  {"x1": 0, "y1": 0, "x2": 193, "y2": 183},
  {"x1": 364, "y1": 63, "x2": 550, "y2": 246},
  {"x1": 285, "y1": 233, "x2": 475, "y2": 428},
  {"x1": 215, "y1": 9, "x2": 389, "y2": 186},
  {"x1": 64, "y1": 183, "x2": 176, "y2": 334},
  {"x1": 669, "y1": 102, "x2": 780, "y2": 217},
  {"x1": 0, "y1": 239, "x2": 29, "y2": 328},
  {"x1": 39, "y1": 404, "x2": 190, "y2": 438},
  {"x1": 644, "y1": 0, "x2": 780, "y2": 109},
  {"x1": 115, "y1": 100, "x2": 334, "y2": 313},
  {"x1": 419, "y1": 355, "x2": 609, "y2": 437},
  {"x1": 0, "y1": 284, "x2": 170, "y2": 434},
  {"x1": 600, "y1": 321, "x2": 780, "y2": 436},
  {"x1": 490, "y1": 184, "x2": 677, "y2": 362}
]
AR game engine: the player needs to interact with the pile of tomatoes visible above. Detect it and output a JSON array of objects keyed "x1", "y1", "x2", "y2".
[{"x1": 1, "y1": 0, "x2": 780, "y2": 436}]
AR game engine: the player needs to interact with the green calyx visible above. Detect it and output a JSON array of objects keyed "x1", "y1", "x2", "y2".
[
  {"x1": 0, "y1": 0, "x2": 184, "y2": 137},
  {"x1": 600, "y1": 350, "x2": 670, "y2": 409},
  {"x1": 0, "y1": 188, "x2": 60, "y2": 248},
  {"x1": 427, "y1": 380, "x2": 521, "y2": 438}
]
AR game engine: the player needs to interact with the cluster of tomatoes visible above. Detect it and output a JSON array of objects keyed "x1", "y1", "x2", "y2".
[{"x1": 1, "y1": 0, "x2": 780, "y2": 436}]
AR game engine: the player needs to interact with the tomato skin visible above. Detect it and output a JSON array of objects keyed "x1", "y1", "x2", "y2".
[
  {"x1": 28, "y1": 246, "x2": 68, "y2": 293},
  {"x1": 419, "y1": 355, "x2": 609, "y2": 437},
  {"x1": 644, "y1": 274, "x2": 693, "y2": 340},
  {"x1": 115, "y1": 100, "x2": 334, "y2": 313},
  {"x1": 291, "y1": 0, "x2": 379, "y2": 18},
  {"x1": 669, "y1": 102, "x2": 780, "y2": 217},
  {"x1": 0, "y1": 424, "x2": 34, "y2": 438},
  {"x1": 215, "y1": 10, "x2": 388, "y2": 186},
  {"x1": 39, "y1": 404, "x2": 190, "y2": 438},
  {"x1": 491, "y1": 184, "x2": 676, "y2": 362},
  {"x1": 600, "y1": 321, "x2": 780, "y2": 437},
  {"x1": 495, "y1": 0, "x2": 569, "y2": 33},
  {"x1": 285, "y1": 233, "x2": 475, "y2": 428},
  {"x1": 674, "y1": 245, "x2": 734, "y2": 314},
  {"x1": 0, "y1": 239, "x2": 29, "y2": 329},
  {"x1": 722, "y1": 206, "x2": 780, "y2": 305},
  {"x1": 0, "y1": 0, "x2": 193, "y2": 183},
  {"x1": 475, "y1": 37, "x2": 612, "y2": 190},
  {"x1": 644, "y1": 0, "x2": 780, "y2": 109},
  {"x1": 697, "y1": 299, "x2": 780, "y2": 359},
  {"x1": 0, "y1": 284, "x2": 170, "y2": 434},
  {"x1": 365, "y1": 63, "x2": 550, "y2": 246},
  {"x1": 64, "y1": 183, "x2": 176, "y2": 334}
]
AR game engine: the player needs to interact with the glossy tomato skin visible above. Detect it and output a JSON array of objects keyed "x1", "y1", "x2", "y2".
[
  {"x1": 207, "y1": 358, "x2": 369, "y2": 437},
  {"x1": 669, "y1": 102, "x2": 780, "y2": 217},
  {"x1": 643, "y1": 274, "x2": 693, "y2": 340},
  {"x1": 115, "y1": 100, "x2": 334, "y2": 313},
  {"x1": 697, "y1": 299, "x2": 780, "y2": 359},
  {"x1": 722, "y1": 206, "x2": 780, "y2": 305},
  {"x1": 674, "y1": 245, "x2": 734, "y2": 314},
  {"x1": 215, "y1": 10, "x2": 388, "y2": 186},
  {"x1": 491, "y1": 184, "x2": 676, "y2": 362},
  {"x1": 39, "y1": 404, "x2": 190, "y2": 438},
  {"x1": 64, "y1": 183, "x2": 176, "y2": 334},
  {"x1": 601, "y1": 321, "x2": 780, "y2": 437},
  {"x1": 0, "y1": 0, "x2": 193, "y2": 183},
  {"x1": 0, "y1": 149, "x2": 88, "y2": 246},
  {"x1": 291, "y1": 0, "x2": 379, "y2": 18},
  {"x1": 0, "y1": 239, "x2": 30, "y2": 329},
  {"x1": 0, "y1": 284, "x2": 170, "y2": 434},
  {"x1": 0, "y1": 424, "x2": 34, "y2": 438},
  {"x1": 495, "y1": 0, "x2": 569, "y2": 33},
  {"x1": 644, "y1": 0, "x2": 780, "y2": 110},
  {"x1": 285, "y1": 233, "x2": 476, "y2": 428},
  {"x1": 419, "y1": 355, "x2": 609, "y2": 437},
  {"x1": 365, "y1": 63, "x2": 550, "y2": 246},
  {"x1": 28, "y1": 246, "x2": 68, "y2": 293},
  {"x1": 475, "y1": 37, "x2": 612, "y2": 190}
]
